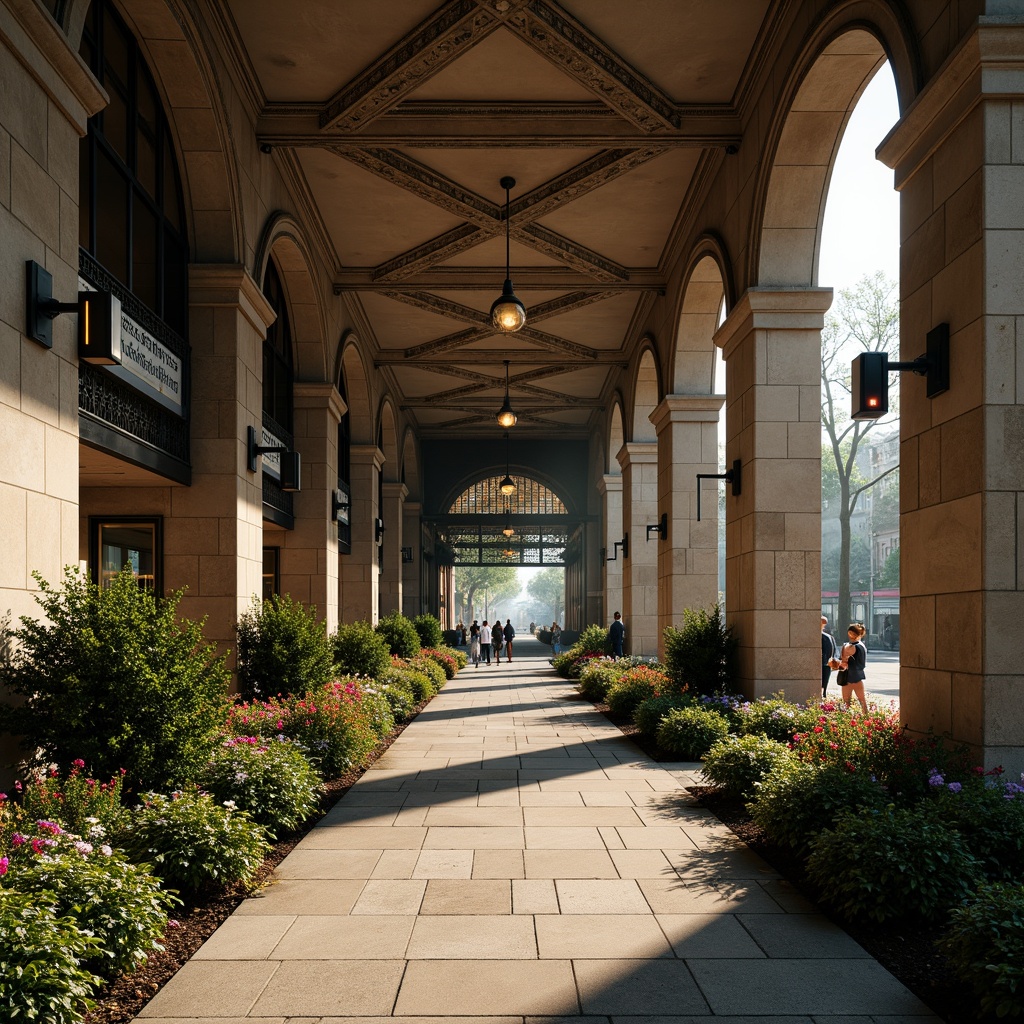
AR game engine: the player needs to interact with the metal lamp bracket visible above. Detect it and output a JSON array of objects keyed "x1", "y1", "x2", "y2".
[
  {"x1": 247, "y1": 426, "x2": 301, "y2": 491},
  {"x1": 646, "y1": 512, "x2": 667, "y2": 542},
  {"x1": 606, "y1": 534, "x2": 629, "y2": 561},
  {"x1": 696, "y1": 459, "x2": 742, "y2": 521}
]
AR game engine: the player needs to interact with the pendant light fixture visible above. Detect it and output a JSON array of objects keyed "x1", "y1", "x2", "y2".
[
  {"x1": 496, "y1": 359, "x2": 517, "y2": 428},
  {"x1": 502, "y1": 498, "x2": 515, "y2": 538},
  {"x1": 490, "y1": 176, "x2": 526, "y2": 333},
  {"x1": 499, "y1": 430, "x2": 516, "y2": 496}
]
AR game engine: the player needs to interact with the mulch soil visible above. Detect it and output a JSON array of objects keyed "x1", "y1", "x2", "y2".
[{"x1": 88, "y1": 689, "x2": 980, "y2": 1024}]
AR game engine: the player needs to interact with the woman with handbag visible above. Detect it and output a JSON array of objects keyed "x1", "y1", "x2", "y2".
[{"x1": 833, "y1": 622, "x2": 869, "y2": 714}]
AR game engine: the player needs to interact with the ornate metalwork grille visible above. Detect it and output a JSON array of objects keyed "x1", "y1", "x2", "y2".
[{"x1": 450, "y1": 477, "x2": 566, "y2": 515}]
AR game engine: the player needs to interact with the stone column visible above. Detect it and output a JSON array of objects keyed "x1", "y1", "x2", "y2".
[
  {"x1": 714, "y1": 289, "x2": 830, "y2": 700},
  {"x1": 181, "y1": 266, "x2": 274, "y2": 662},
  {"x1": 877, "y1": 23, "x2": 1024, "y2": 773},
  {"x1": 280, "y1": 383, "x2": 344, "y2": 630},
  {"x1": 378, "y1": 481, "x2": 408, "y2": 616},
  {"x1": 597, "y1": 474, "x2": 623, "y2": 630},
  {"x1": 339, "y1": 444, "x2": 383, "y2": 624},
  {"x1": 617, "y1": 442, "x2": 659, "y2": 656},
  {"x1": 402, "y1": 500, "x2": 422, "y2": 619},
  {"x1": 650, "y1": 396, "x2": 724, "y2": 659}
]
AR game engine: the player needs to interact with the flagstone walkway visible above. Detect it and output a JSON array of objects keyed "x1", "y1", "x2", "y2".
[{"x1": 137, "y1": 639, "x2": 938, "y2": 1023}]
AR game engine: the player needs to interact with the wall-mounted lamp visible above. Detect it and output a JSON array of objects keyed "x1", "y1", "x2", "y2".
[
  {"x1": 401, "y1": 546, "x2": 414, "y2": 563},
  {"x1": 331, "y1": 489, "x2": 350, "y2": 523},
  {"x1": 646, "y1": 513, "x2": 668, "y2": 542},
  {"x1": 27, "y1": 260, "x2": 121, "y2": 362},
  {"x1": 247, "y1": 425, "x2": 301, "y2": 491},
  {"x1": 852, "y1": 323, "x2": 950, "y2": 420},
  {"x1": 696, "y1": 459, "x2": 741, "y2": 521},
  {"x1": 374, "y1": 518, "x2": 385, "y2": 545},
  {"x1": 606, "y1": 534, "x2": 629, "y2": 561}
]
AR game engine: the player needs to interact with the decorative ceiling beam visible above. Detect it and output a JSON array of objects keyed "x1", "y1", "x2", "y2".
[
  {"x1": 401, "y1": 400, "x2": 603, "y2": 410},
  {"x1": 319, "y1": 0, "x2": 506, "y2": 132},
  {"x1": 372, "y1": 224, "x2": 495, "y2": 282},
  {"x1": 514, "y1": 223, "x2": 628, "y2": 282},
  {"x1": 404, "y1": 327, "x2": 490, "y2": 359},
  {"x1": 336, "y1": 268, "x2": 665, "y2": 291},
  {"x1": 504, "y1": 0, "x2": 679, "y2": 131},
  {"x1": 375, "y1": 354, "x2": 629, "y2": 366}
]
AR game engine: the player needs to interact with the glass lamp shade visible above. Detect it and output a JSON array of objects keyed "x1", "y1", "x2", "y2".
[
  {"x1": 502, "y1": 523, "x2": 515, "y2": 537},
  {"x1": 496, "y1": 396, "x2": 517, "y2": 428},
  {"x1": 502, "y1": 547, "x2": 516, "y2": 558},
  {"x1": 499, "y1": 474, "x2": 516, "y2": 495},
  {"x1": 490, "y1": 280, "x2": 527, "y2": 333}
]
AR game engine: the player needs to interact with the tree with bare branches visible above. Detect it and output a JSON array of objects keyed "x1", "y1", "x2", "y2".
[{"x1": 821, "y1": 272, "x2": 899, "y2": 630}]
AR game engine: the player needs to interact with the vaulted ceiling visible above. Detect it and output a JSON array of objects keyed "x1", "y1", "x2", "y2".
[{"x1": 217, "y1": 0, "x2": 777, "y2": 436}]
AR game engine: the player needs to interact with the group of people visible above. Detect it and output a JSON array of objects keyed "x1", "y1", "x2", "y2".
[
  {"x1": 821, "y1": 616, "x2": 869, "y2": 713},
  {"x1": 465, "y1": 618, "x2": 516, "y2": 667}
]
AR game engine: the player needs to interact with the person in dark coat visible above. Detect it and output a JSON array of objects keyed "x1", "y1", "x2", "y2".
[
  {"x1": 821, "y1": 615, "x2": 836, "y2": 697},
  {"x1": 608, "y1": 611, "x2": 625, "y2": 660},
  {"x1": 503, "y1": 619, "x2": 516, "y2": 661}
]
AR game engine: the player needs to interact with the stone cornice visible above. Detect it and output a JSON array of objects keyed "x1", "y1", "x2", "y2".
[
  {"x1": 877, "y1": 22, "x2": 1024, "y2": 189},
  {"x1": 188, "y1": 265, "x2": 276, "y2": 336},
  {"x1": 713, "y1": 287, "x2": 833, "y2": 361},
  {"x1": 617, "y1": 441, "x2": 658, "y2": 470},
  {"x1": 650, "y1": 394, "x2": 726, "y2": 434},
  {"x1": 350, "y1": 444, "x2": 386, "y2": 471},
  {"x1": 382, "y1": 482, "x2": 410, "y2": 501},
  {"x1": 293, "y1": 382, "x2": 347, "y2": 422},
  {"x1": 596, "y1": 474, "x2": 623, "y2": 497}
]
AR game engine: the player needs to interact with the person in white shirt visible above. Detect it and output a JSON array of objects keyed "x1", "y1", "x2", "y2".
[{"x1": 480, "y1": 620, "x2": 493, "y2": 665}]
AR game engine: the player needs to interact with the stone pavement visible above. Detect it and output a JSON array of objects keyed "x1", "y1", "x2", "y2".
[{"x1": 137, "y1": 638, "x2": 937, "y2": 1023}]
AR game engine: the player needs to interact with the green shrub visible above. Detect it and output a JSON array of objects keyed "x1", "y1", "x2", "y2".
[
  {"x1": 6, "y1": 847, "x2": 176, "y2": 979},
  {"x1": 376, "y1": 671, "x2": 416, "y2": 721},
  {"x1": 19, "y1": 762, "x2": 128, "y2": 838},
  {"x1": 736, "y1": 697, "x2": 813, "y2": 743},
  {"x1": 412, "y1": 614, "x2": 444, "y2": 649},
  {"x1": 421, "y1": 647, "x2": 458, "y2": 680},
  {"x1": 118, "y1": 788, "x2": 270, "y2": 895},
  {"x1": 749, "y1": 760, "x2": 889, "y2": 857},
  {"x1": 606, "y1": 666, "x2": 670, "y2": 717},
  {"x1": 806, "y1": 805, "x2": 980, "y2": 924},
  {"x1": 199, "y1": 737, "x2": 322, "y2": 837},
  {"x1": 409, "y1": 655, "x2": 445, "y2": 694},
  {"x1": 634, "y1": 692, "x2": 691, "y2": 737},
  {"x1": 237, "y1": 594, "x2": 333, "y2": 700},
  {"x1": 333, "y1": 621, "x2": 391, "y2": 679},
  {"x1": 226, "y1": 682, "x2": 379, "y2": 778},
  {"x1": 577, "y1": 660, "x2": 625, "y2": 702},
  {"x1": 358, "y1": 686, "x2": 396, "y2": 738},
  {"x1": 940, "y1": 882, "x2": 1024, "y2": 1019},
  {"x1": 701, "y1": 733, "x2": 795, "y2": 799},
  {"x1": 375, "y1": 612, "x2": 420, "y2": 658},
  {"x1": 401, "y1": 668, "x2": 434, "y2": 702},
  {"x1": 663, "y1": 604, "x2": 737, "y2": 695},
  {"x1": 573, "y1": 624, "x2": 612, "y2": 656},
  {"x1": 695, "y1": 692, "x2": 748, "y2": 730},
  {"x1": 656, "y1": 705, "x2": 730, "y2": 760},
  {"x1": 0, "y1": 567, "x2": 229, "y2": 793},
  {"x1": 925, "y1": 781, "x2": 1024, "y2": 882},
  {"x1": 0, "y1": 888, "x2": 102, "y2": 1024}
]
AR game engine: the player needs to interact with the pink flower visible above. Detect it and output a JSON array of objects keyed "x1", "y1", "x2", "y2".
[
  {"x1": 72, "y1": 758, "x2": 86, "y2": 768},
  {"x1": 0, "y1": 856, "x2": 8, "y2": 876},
  {"x1": 11, "y1": 834, "x2": 26, "y2": 847}
]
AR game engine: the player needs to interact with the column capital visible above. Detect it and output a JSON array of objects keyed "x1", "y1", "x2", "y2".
[
  {"x1": 597, "y1": 474, "x2": 622, "y2": 497},
  {"x1": 188, "y1": 265, "x2": 276, "y2": 337},
  {"x1": 383, "y1": 481, "x2": 409, "y2": 501},
  {"x1": 714, "y1": 287, "x2": 833, "y2": 360},
  {"x1": 650, "y1": 394, "x2": 725, "y2": 434},
  {"x1": 293, "y1": 382, "x2": 347, "y2": 421},
  {"x1": 404, "y1": 501, "x2": 422, "y2": 514},
  {"x1": 879, "y1": 23, "x2": 1024, "y2": 188},
  {"x1": 617, "y1": 441, "x2": 658, "y2": 471},
  {"x1": 350, "y1": 444, "x2": 385, "y2": 471}
]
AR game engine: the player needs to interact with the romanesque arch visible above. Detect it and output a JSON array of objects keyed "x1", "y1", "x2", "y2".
[
  {"x1": 378, "y1": 398, "x2": 400, "y2": 482},
  {"x1": 631, "y1": 346, "x2": 660, "y2": 442},
  {"x1": 336, "y1": 334, "x2": 373, "y2": 444},
  {"x1": 401, "y1": 429, "x2": 421, "y2": 500},
  {"x1": 673, "y1": 242, "x2": 730, "y2": 394}
]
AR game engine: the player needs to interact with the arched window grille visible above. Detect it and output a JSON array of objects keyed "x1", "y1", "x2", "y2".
[
  {"x1": 79, "y1": 0, "x2": 188, "y2": 335},
  {"x1": 261, "y1": 258, "x2": 294, "y2": 434},
  {"x1": 449, "y1": 476, "x2": 566, "y2": 515}
]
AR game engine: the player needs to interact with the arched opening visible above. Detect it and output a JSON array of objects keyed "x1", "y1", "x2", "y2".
[{"x1": 631, "y1": 348, "x2": 660, "y2": 443}]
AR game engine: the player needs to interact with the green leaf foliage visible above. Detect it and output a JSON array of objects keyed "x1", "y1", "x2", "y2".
[
  {"x1": 663, "y1": 605, "x2": 737, "y2": 696},
  {"x1": 576, "y1": 660, "x2": 625, "y2": 702},
  {"x1": 333, "y1": 620, "x2": 391, "y2": 679},
  {"x1": 633, "y1": 693, "x2": 691, "y2": 738},
  {"x1": 701, "y1": 733, "x2": 795, "y2": 800},
  {"x1": 605, "y1": 666, "x2": 670, "y2": 717},
  {"x1": 0, "y1": 567, "x2": 229, "y2": 793},
  {"x1": 412, "y1": 614, "x2": 444, "y2": 649},
  {"x1": 656, "y1": 705, "x2": 730, "y2": 760},
  {"x1": 375, "y1": 612, "x2": 421, "y2": 658},
  {"x1": 237, "y1": 594, "x2": 334, "y2": 700}
]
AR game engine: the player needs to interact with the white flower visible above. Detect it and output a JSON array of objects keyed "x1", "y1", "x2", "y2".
[
  {"x1": 223, "y1": 800, "x2": 237, "y2": 810},
  {"x1": 100, "y1": 845, "x2": 113, "y2": 856},
  {"x1": 74, "y1": 841, "x2": 93, "y2": 856}
]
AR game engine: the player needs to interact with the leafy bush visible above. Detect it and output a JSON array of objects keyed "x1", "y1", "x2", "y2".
[
  {"x1": 663, "y1": 605, "x2": 737, "y2": 695},
  {"x1": 577, "y1": 660, "x2": 625, "y2": 702},
  {"x1": 656, "y1": 705, "x2": 730, "y2": 760},
  {"x1": 940, "y1": 882, "x2": 1024, "y2": 1019},
  {"x1": 749, "y1": 760, "x2": 889, "y2": 857},
  {"x1": 0, "y1": 887, "x2": 102, "y2": 1024},
  {"x1": 409, "y1": 655, "x2": 445, "y2": 694},
  {"x1": 574, "y1": 624, "x2": 613, "y2": 656},
  {"x1": 394, "y1": 667, "x2": 434, "y2": 703},
  {"x1": 236, "y1": 594, "x2": 334, "y2": 700},
  {"x1": 118, "y1": 788, "x2": 270, "y2": 895},
  {"x1": 376, "y1": 672, "x2": 416, "y2": 721},
  {"x1": 19, "y1": 762, "x2": 127, "y2": 837},
  {"x1": 606, "y1": 666, "x2": 670, "y2": 717},
  {"x1": 806, "y1": 805, "x2": 980, "y2": 924},
  {"x1": 701, "y1": 733, "x2": 794, "y2": 799},
  {"x1": 736, "y1": 697, "x2": 815, "y2": 743},
  {"x1": 354, "y1": 685, "x2": 396, "y2": 738},
  {"x1": 226, "y1": 682, "x2": 379, "y2": 778},
  {"x1": 199, "y1": 736, "x2": 322, "y2": 837},
  {"x1": 924, "y1": 777, "x2": 1024, "y2": 882},
  {"x1": 0, "y1": 567, "x2": 229, "y2": 793},
  {"x1": 6, "y1": 847, "x2": 176, "y2": 978},
  {"x1": 333, "y1": 620, "x2": 391, "y2": 679},
  {"x1": 696, "y1": 692, "x2": 748, "y2": 730},
  {"x1": 412, "y1": 614, "x2": 444, "y2": 649},
  {"x1": 421, "y1": 647, "x2": 458, "y2": 680},
  {"x1": 634, "y1": 692, "x2": 691, "y2": 737},
  {"x1": 375, "y1": 612, "x2": 420, "y2": 658}
]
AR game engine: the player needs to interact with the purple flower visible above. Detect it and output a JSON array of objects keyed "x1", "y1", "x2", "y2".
[
  {"x1": 928, "y1": 773, "x2": 944, "y2": 787},
  {"x1": 948, "y1": 782, "x2": 962, "y2": 793}
]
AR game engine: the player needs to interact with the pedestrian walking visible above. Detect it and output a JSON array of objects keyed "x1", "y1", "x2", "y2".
[
  {"x1": 835, "y1": 622, "x2": 869, "y2": 714},
  {"x1": 551, "y1": 622, "x2": 562, "y2": 657},
  {"x1": 492, "y1": 614, "x2": 503, "y2": 663},
  {"x1": 503, "y1": 619, "x2": 515, "y2": 661},
  {"x1": 821, "y1": 615, "x2": 836, "y2": 697},
  {"x1": 469, "y1": 619, "x2": 481, "y2": 667},
  {"x1": 608, "y1": 611, "x2": 625, "y2": 660},
  {"x1": 480, "y1": 620, "x2": 492, "y2": 665}
]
